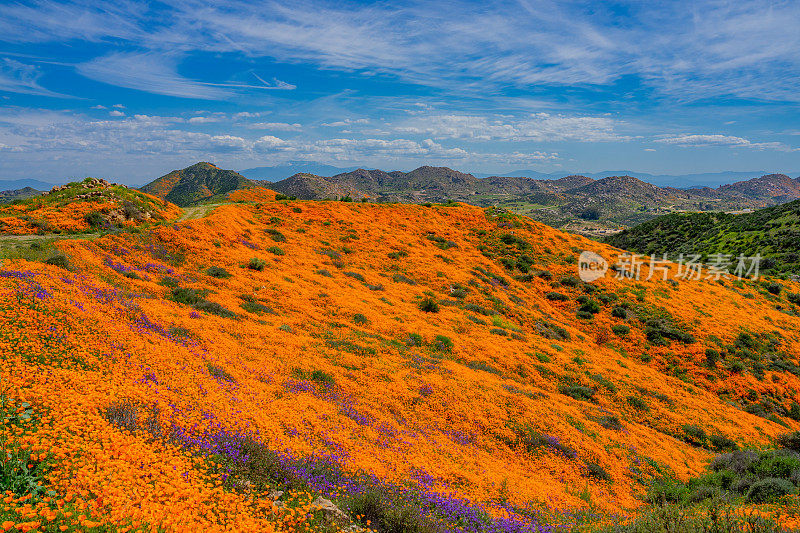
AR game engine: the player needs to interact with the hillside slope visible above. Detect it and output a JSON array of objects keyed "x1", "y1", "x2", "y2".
[
  {"x1": 0, "y1": 177, "x2": 179, "y2": 234},
  {"x1": 141, "y1": 162, "x2": 255, "y2": 206},
  {"x1": 605, "y1": 199, "x2": 800, "y2": 275},
  {"x1": 2, "y1": 198, "x2": 800, "y2": 530}
]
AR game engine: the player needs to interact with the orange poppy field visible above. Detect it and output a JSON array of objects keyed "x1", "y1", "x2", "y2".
[{"x1": 1, "y1": 189, "x2": 800, "y2": 532}]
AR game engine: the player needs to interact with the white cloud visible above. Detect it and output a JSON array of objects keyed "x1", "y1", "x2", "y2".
[
  {"x1": 0, "y1": 58, "x2": 71, "y2": 98},
  {"x1": 321, "y1": 118, "x2": 370, "y2": 127},
  {"x1": 109, "y1": 110, "x2": 125, "y2": 117},
  {"x1": 655, "y1": 134, "x2": 796, "y2": 151},
  {"x1": 394, "y1": 112, "x2": 627, "y2": 142},
  {"x1": 247, "y1": 122, "x2": 302, "y2": 131}
]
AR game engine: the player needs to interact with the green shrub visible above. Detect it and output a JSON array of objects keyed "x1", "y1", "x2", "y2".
[
  {"x1": 193, "y1": 300, "x2": 236, "y2": 318},
  {"x1": 353, "y1": 313, "x2": 369, "y2": 325},
  {"x1": 406, "y1": 333, "x2": 423, "y2": 347},
  {"x1": 681, "y1": 424, "x2": 708, "y2": 446},
  {"x1": 433, "y1": 335, "x2": 453, "y2": 352},
  {"x1": 585, "y1": 462, "x2": 611, "y2": 481},
  {"x1": 558, "y1": 385, "x2": 596, "y2": 402},
  {"x1": 266, "y1": 246, "x2": 284, "y2": 255},
  {"x1": 466, "y1": 360, "x2": 500, "y2": 375},
  {"x1": 546, "y1": 292, "x2": 569, "y2": 301},
  {"x1": 206, "y1": 265, "x2": 232, "y2": 279},
  {"x1": 392, "y1": 273, "x2": 416, "y2": 285},
  {"x1": 418, "y1": 297, "x2": 439, "y2": 313},
  {"x1": 84, "y1": 211, "x2": 105, "y2": 228},
  {"x1": 611, "y1": 324, "x2": 630, "y2": 336},
  {"x1": 578, "y1": 300, "x2": 601, "y2": 314},
  {"x1": 44, "y1": 255, "x2": 70, "y2": 270},
  {"x1": 171, "y1": 287, "x2": 211, "y2": 305},
  {"x1": 264, "y1": 228, "x2": 286, "y2": 242},
  {"x1": 708, "y1": 433, "x2": 738, "y2": 452},
  {"x1": 626, "y1": 395, "x2": 649, "y2": 412},
  {"x1": 598, "y1": 415, "x2": 622, "y2": 431},
  {"x1": 753, "y1": 453, "x2": 800, "y2": 479},
  {"x1": 240, "y1": 301, "x2": 275, "y2": 315},
  {"x1": 292, "y1": 368, "x2": 336, "y2": 388},
  {"x1": 765, "y1": 282, "x2": 782, "y2": 295},
  {"x1": 207, "y1": 363, "x2": 236, "y2": 382},
  {"x1": 705, "y1": 348, "x2": 719, "y2": 367},
  {"x1": 777, "y1": 431, "x2": 800, "y2": 452},
  {"x1": 248, "y1": 257, "x2": 267, "y2": 271},
  {"x1": 746, "y1": 477, "x2": 794, "y2": 503},
  {"x1": 344, "y1": 271, "x2": 366, "y2": 282}
]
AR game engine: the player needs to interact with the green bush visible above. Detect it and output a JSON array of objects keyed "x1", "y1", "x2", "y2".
[
  {"x1": 171, "y1": 287, "x2": 211, "y2": 305},
  {"x1": 433, "y1": 335, "x2": 453, "y2": 352},
  {"x1": 546, "y1": 292, "x2": 569, "y2": 301},
  {"x1": 264, "y1": 228, "x2": 286, "y2": 242},
  {"x1": 585, "y1": 462, "x2": 611, "y2": 481},
  {"x1": 266, "y1": 246, "x2": 284, "y2": 255},
  {"x1": 292, "y1": 368, "x2": 336, "y2": 388},
  {"x1": 708, "y1": 433, "x2": 738, "y2": 452},
  {"x1": 248, "y1": 257, "x2": 267, "y2": 271},
  {"x1": 765, "y1": 282, "x2": 782, "y2": 295},
  {"x1": 626, "y1": 395, "x2": 649, "y2": 412},
  {"x1": 207, "y1": 363, "x2": 236, "y2": 382},
  {"x1": 681, "y1": 424, "x2": 708, "y2": 446},
  {"x1": 746, "y1": 477, "x2": 794, "y2": 503},
  {"x1": 193, "y1": 299, "x2": 236, "y2": 318},
  {"x1": 558, "y1": 385, "x2": 596, "y2": 402},
  {"x1": 753, "y1": 453, "x2": 800, "y2": 479},
  {"x1": 353, "y1": 313, "x2": 369, "y2": 325},
  {"x1": 44, "y1": 255, "x2": 70, "y2": 270},
  {"x1": 206, "y1": 265, "x2": 232, "y2": 279},
  {"x1": 417, "y1": 297, "x2": 439, "y2": 313},
  {"x1": 611, "y1": 324, "x2": 630, "y2": 336},
  {"x1": 777, "y1": 431, "x2": 800, "y2": 452},
  {"x1": 578, "y1": 300, "x2": 601, "y2": 314},
  {"x1": 598, "y1": 415, "x2": 622, "y2": 431}
]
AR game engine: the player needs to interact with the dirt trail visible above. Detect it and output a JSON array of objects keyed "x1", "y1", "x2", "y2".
[{"x1": 178, "y1": 204, "x2": 222, "y2": 221}]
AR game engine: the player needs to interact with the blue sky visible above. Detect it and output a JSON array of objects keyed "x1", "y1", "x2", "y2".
[{"x1": 1, "y1": 0, "x2": 800, "y2": 184}]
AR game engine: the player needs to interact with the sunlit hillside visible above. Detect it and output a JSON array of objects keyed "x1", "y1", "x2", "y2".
[
  {"x1": 2, "y1": 192, "x2": 800, "y2": 531},
  {"x1": 0, "y1": 178, "x2": 179, "y2": 235}
]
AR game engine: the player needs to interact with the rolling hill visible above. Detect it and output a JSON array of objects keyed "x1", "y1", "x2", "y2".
[
  {"x1": 0, "y1": 177, "x2": 179, "y2": 235},
  {"x1": 141, "y1": 162, "x2": 256, "y2": 206},
  {"x1": 1, "y1": 192, "x2": 800, "y2": 530},
  {"x1": 604, "y1": 199, "x2": 800, "y2": 276}
]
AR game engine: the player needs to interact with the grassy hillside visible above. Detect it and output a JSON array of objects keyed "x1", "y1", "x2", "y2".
[
  {"x1": 0, "y1": 177, "x2": 179, "y2": 235},
  {"x1": 605, "y1": 200, "x2": 800, "y2": 276},
  {"x1": 1, "y1": 196, "x2": 800, "y2": 531}
]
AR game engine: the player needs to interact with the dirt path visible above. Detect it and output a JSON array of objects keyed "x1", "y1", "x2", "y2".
[{"x1": 178, "y1": 204, "x2": 223, "y2": 221}]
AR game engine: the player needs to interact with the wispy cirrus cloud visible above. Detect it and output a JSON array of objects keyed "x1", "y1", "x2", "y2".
[
  {"x1": 4, "y1": 1, "x2": 800, "y2": 102},
  {"x1": 0, "y1": 58, "x2": 73, "y2": 98},
  {"x1": 76, "y1": 52, "x2": 294, "y2": 100}
]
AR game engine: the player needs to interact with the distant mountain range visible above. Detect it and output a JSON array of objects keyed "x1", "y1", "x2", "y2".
[
  {"x1": 236, "y1": 161, "x2": 796, "y2": 189},
  {"x1": 239, "y1": 161, "x2": 365, "y2": 181},
  {"x1": 473, "y1": 170, "x2": 790, "y2": 188},
  {"x1": 0, "y1": 178, "x2": 58, "y2": 191},
  {"x1": 137, "y1": 162, "x2": 800, "y2": 228}
]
